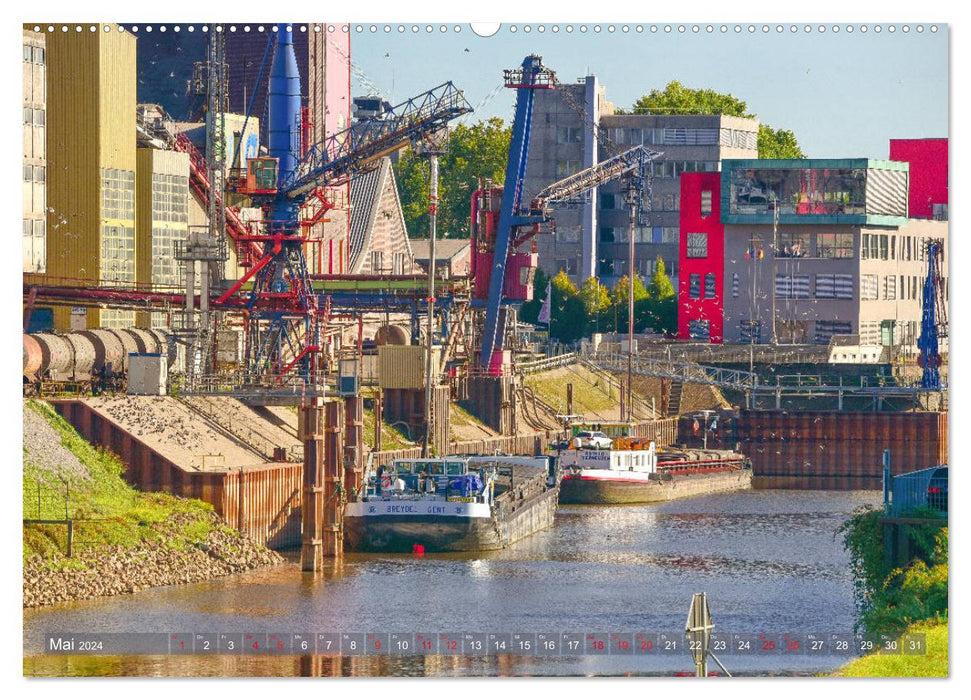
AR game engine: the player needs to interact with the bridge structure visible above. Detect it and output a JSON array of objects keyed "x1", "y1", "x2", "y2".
[{"x1": 583, "y1": 351, "x2": 941, "y2": 411}]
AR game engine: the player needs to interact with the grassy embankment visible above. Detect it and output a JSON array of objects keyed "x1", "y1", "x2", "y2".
[
  {"x1": 836, "y1": 620, "x2": 947, "y2": 677},
  {"x1": 833, "y1": 505, "x2": 948, "y2": 677},
  {"x1": 524, "y1": 365, "x2": 625, "y2": 420},
  {"x1": 23, "y1": 400, "x2": 230, "y2": 569}
]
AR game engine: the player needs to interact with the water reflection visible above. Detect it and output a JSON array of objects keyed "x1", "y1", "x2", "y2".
[{"x1": 24, "y1": 490, "x2": 880, "y2": 677}]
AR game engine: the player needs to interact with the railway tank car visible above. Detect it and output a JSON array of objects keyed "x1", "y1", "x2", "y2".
[{"x1": 22, "y1": 328, "x2": 182, "y2": 392}]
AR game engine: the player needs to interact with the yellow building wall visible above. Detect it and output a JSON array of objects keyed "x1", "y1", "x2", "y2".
[{"x1": 34, "y1": 24, "x2": 136, "y2": 330}]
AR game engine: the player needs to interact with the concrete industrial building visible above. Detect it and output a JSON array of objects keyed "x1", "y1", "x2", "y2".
[
  {"x1": 23, "y1": 29, "x2": 46, "y2": 276},
  {"x1": 33, "y1": 23, "x2": 138, "y2": 330},
  {"x1": 524, "y1": 76, "x2": 759, "y2": 289},
  {"x1": 678, "y1": 157, "x2": 948, "y2": 354},
  {"x1": 135, "y1": 148, "x2": 191, "y2": 328}
]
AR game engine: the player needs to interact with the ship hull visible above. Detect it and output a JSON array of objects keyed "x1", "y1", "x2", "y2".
[
  {"x1": 558, "y1": 468, "x2": 752, "y2": 505},
  {"x1": 344, "y1": 476, "x2": 559, "y2": 553}
]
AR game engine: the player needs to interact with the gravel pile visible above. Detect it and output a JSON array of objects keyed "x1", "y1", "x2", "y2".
[
  {"x1": 23, "y1": 511, "x2": 285, "y2": 608},
  {"x1": 23, "y1": 405, "x2": 92, "y2": 487},
  {"x1": 96, "y1": 396, "x2": 220, "y2": 451}
]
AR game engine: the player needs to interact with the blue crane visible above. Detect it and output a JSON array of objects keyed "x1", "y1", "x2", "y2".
[
  {"x1": 478, "y1": 54, "x2": 661, "y2": 369},
  {"x1": 221, "y1": 24, "x2": 472, "y2": 386},
  {"x1": 917, "y1": 239, "x2": 947, "y2": 389}
]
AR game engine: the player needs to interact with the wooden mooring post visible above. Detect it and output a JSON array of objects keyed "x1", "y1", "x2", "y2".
[
  {"x1": 323, "y1": 400, "x2": 345, "y2": 559},
  {"x1": 300, "y1": 399, "x2": 325, "y2": 571},
  {"x1": 344, "y1": 395, "x2": 364, "y2": 497}
]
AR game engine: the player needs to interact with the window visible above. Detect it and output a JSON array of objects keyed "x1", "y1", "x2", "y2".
[
  {"x1": 600, "y1": 193, "x2": 616, "y2": 210},
  {"x1": 891, "y1": 235, "x2": 896, "y2": 260},
  {"x1": 556, "y1": 160, "x2": 581, "y2": 177},
  {"x1": 860, "y1": 274, "x2": 879, "y2": 300},
  {"x1": 689, "y1": 320, "x2": 711, "y2": 340},
  {"x1": 627, "y1": 128, "x2": 643, "y2": 145},
  {"x1": 689, "y1": 273, "x2": 701, "y2": 299},
  {"x1": 732, "y1": 273, "x2": 739, "y2": 298},
  {"x1": 705, "y1": 273, "x2": 716, "y2": 299},
  {"x1": 370, "y1": 250, "x2": 384, "y2": 273},
  {"x1": 661, "y1": 227, "x2": 679, "y2": 244},
  {"x1": 878, "y1": 235, "x2": 889, "y2": 260},
  {"x1": 33, "y1": 47, "x2": 45, "y2": 64},
  {"x1": 815, "y1": 274, "x2": 854, "y2": 299},
  {"x1": 598, "y1": 259, "x2": 615, "y2": 276},
  {"x1": 686, "y1": 232, "x2": 708, "y2": 258},
  {"x1": 393, "y1": 252, "x2": 405, "y2": 275},
  {"x1": 884, "y1": 275, "x2": 897, "y2": 301},
  {"x1": 34, "y1": 166, "x2": 45, "y2": 183},
  {"x1": 599, "y1": 227, "x2": 615, "y2": 243},
  {"x1": 556, "y1": 127, "x2": 582, "y2": 144},
  {"x1": 740, "y1": 320, "x2": 763, "y2": 343},
  {"x1": 817, "y1": 233, "x2": 854, "y2": 259},
  {"x1": 23, "y1": 107, "x2": 32, "y2": 125},
  {"x1": 701, "y1": 190, "x2": 712, "y2": 216},
  {"x1": 24, "y1": 45, "x2": 31, "y2": 62},
  {"x1": 33, "y1": 109, "x2": 45, "y2": 126},
  {"x1": 815, "y1": 320, "x2": 853, "y2": 344},
  {"x1": 776, "y1": 231, "x2": 811, "y2": 258},
  {"x1": 776, "y1": 274, "x2": 810, "y2": 299},
  {"x1": 23, "y1": 219, "x2": 31, "y2": 237}
]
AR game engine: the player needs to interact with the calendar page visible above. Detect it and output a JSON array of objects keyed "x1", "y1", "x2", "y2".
[{"x1": 18, "y1": 8, "x2": 950, "y2": 686}]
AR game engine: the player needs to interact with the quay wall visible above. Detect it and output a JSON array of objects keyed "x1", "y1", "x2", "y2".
[
  {"x1": 737, "y1": 410, "x2": 947, "y2": 490},
  {"x1": 52, "y1": 400, "x2": 302, "y2": 548}
]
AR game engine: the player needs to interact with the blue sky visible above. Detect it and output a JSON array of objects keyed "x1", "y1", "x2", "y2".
[{"x1": 350, "y1": 24, "x2": 948, "y2": 159}]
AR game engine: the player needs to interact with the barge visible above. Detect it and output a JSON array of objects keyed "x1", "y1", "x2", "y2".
[
  {"x1": 344, "y1": 455, "x2": 559, "y2": 552},
  {"x1": 557, "y1": 438, "x2": 751, "y2": 505}
]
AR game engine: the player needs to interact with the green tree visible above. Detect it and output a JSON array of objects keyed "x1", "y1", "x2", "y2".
[
  {"x1": 394, "y1": 117, "x2": 512, "y2": 239},
  {"x1": 578, "y1": 276, "x2": 611, "y2": 333},
  {"x1": 758, "y1": 124, "x2": 806, "y2": 159},
  {"x1": 610, "y1": 274, "x2": 648, "y2": 333},
  {"x1": 639, "y1": 257, "x2": 677, "y2": 334},
  {"x1": 631, "y1": 81, "x2": 805, "y2": 159},
  {"x1": 549, "y1": 271, "x2": 587, "y2": 344},
  {"x1": 633, "y1": 80, "x2": 750, "y2": 117}
]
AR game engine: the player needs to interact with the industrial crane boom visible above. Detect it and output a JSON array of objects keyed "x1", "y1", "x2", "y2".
[
  {"x1": 531, "y1": 145, "x2": 662, "y2": 211},
  {"x1": 282, "y1": 82, "x2": 473, "y2": 201}
]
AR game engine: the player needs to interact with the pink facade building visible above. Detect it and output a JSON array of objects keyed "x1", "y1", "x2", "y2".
[
  {"x1": 677, "y1": 172, "x2": 725, "y2": 342},
  {"x1": 889, "y1": 138, "x2": 948, "y2": 220}
]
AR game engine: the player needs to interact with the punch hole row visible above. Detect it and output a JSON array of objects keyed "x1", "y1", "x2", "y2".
[{"x1": 29, "y1": 24, "x2": 940, "y2": 35}]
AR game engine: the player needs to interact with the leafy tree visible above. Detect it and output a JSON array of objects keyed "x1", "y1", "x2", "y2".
[
  {"x1": 646, "y1": 256, "x2": 676, "y2": 300},
  {"x1": 578, "y1": 277, "x2": 611, "y2": 325},
  {"x1": 757, "y1": 124, "x2": 806, "y2": 159},
  {"x1": 641, "y1": 256, "x2": 678, "y2": 334},
  {"x1": 631, "y1": 81, "x2": 805, "y2": 159},
  {"x1": 549, "y1": 271, "x2": 586, "y2": 344},
  {"x1": 633, "y1": 81, "x2": 750, "y2": 117},
  {"x1": 610, "y1": 274, "x2": 648, "y2": 333},
  {"x1": 394, "y1": 117, "x2": 512, "y2": 239}
]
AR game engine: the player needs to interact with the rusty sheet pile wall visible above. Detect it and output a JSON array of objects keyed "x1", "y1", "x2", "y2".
[
  {"x1": 739, "y1": 410, "x2": 947, "y2": 490},
  {"x1": 53, "y1": 400, "x2": 302, "y2": 548}
]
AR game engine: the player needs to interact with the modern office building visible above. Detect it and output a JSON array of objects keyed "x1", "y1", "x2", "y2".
[
  {"x1": 35, "y1": 23, "x2": 138, "y2": 330},
  {"x1": 23, "y1": 28, "x2": 46, "y2": 275},
  {"x1": 678, "y1": 158, "x2": 948, "y2": 353},
  {"x1": 525, "y1": 76, "x2": 759, "y2": 289}
]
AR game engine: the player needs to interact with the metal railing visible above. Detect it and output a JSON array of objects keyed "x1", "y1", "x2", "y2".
[
  {"x1": 889, "y1": 466, "x2": 947, "y2": 517},
  {"x1": 517, "y1": 352, "x2": 578, "y2": 375},
  {"x1": 589, "y1": 352, "x2": 760, "y2": 392}
]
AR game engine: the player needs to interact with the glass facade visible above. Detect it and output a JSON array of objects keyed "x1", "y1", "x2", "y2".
[{"x1": 722, "y1": 160, "x2": 909, "y2": 225}]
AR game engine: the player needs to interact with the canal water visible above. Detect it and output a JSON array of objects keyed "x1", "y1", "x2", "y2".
[{"x1": 24, "y1": 489, "x2": 880, "y2": 677}]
